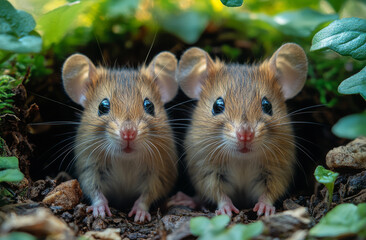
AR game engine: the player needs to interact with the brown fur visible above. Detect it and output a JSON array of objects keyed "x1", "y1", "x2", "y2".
[
  {"x1": 74, "y1": 65, "x2": 178, "y2": 210},
  {"x1": 184, "y1": 59, "x2": 296, "y2": 208}
]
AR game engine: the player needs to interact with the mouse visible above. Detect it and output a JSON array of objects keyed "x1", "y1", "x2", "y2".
[
  {"x1": 173, "y1": 43, "x2": 308, "y2": 217},
  {"x1": 61, "y1": 51, "x2": 179, "y2": 222}
]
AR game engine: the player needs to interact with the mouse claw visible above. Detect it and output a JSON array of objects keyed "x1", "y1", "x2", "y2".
[
  {"x1": 128, "y1": 196, "x2": 151, "y2": 223},
  {"x1": 216, "y1": 196, "x2": 239, "y2": 217},
  {"x1": 87, "y1": 203, "x2": 112, "y2": 218},
  {"x1": 253, "y1": 199, "x2": 275, "y2": 216},
  {"x1": 167, "y1": 191, "x2": 198, "y2": 209}
]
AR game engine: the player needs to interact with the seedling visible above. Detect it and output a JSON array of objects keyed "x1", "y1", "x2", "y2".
[
  {"x1": 0, "y1": 156, "x2": 24, "y2": 183},
  {"x1": 314, "y1": 165, "x2": 339, "y2": 209},
  {"x1": 190, "y1": 215, "x2": 264, "y2": 240},
  {"x1": 309, "y1": 203, "x2": 366, "y2": 238}
]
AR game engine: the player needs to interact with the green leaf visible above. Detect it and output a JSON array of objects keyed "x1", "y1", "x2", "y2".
[
  {"x1": 37, "y1": 1, "x2": 94, "y2": 47},
  {"x1": 311, "y1": 18, "x2": 366, "y2": 60},
  {"x1": 0, "y1": 156, "x2": 19, "y2": 169},
  {"x1": 228, "y1": 221, "x2": 264, "y2": 240},
  {"x1": 326, "y1": 0, "x2": 346, "y2": 12},
  {"x1": 0, "y1": 0, "x2": 36, "y2": 37},
  {"x1": 314, "y1": 165, "x2": 339, "y2": 184},
  {"x1": 309, "y1": 203, "x2": 366, "y2": 237},
  {"x1": 157, "y1": 10, "x2": 209, "y2": 44},
  {"x1": 332, "y1": 112, "x2": 366, "y2": 139},
  {"x1": 0, "y1": 33, "x2": 42, "y2": 53},
  {"x1": 273, "y1": 9, "x2": 338, "y2": 38},
  {"x1": 0, "y1": 168, "x2": 24, "y2": 182},
  {"x1": 210, "y1": 215, "x2": 230, "y2": 232},
  {"x1": 220, "y1": 0, "x2": 243, "y2": 7},
  {"x1": 190, "y1": 216, "x2": 211, "y2": 236},
  {"x1": 338, "y1": 67, "x2": 366, "y2": 99},
  {"x1": 1, "y1": 232, "x2": 37, "y2": 240}
]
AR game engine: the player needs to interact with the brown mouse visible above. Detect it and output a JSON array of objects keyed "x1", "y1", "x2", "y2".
[
  {"x1": 62, "y1": 52, "x2": 179, "y2": 222},
  {"x1": 174, "y1": 43, "x2": 308, "y2": 216}
]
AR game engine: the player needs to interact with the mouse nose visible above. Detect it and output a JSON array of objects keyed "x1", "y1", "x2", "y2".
[
  {"x1": 236, "y1": 126, "x2": 254, "y2": 143},
  {"x1": 121, "y1": 124, "x2": 137, "y2": 141}
]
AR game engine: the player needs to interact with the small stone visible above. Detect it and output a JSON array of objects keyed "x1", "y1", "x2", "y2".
[
  {"x1": 42, "y1": 179, "x2": 82, "y2": 210},
  {"x1": 84, "y1": 228, "x2": 121, "y2": 240},
  {"x1": 283, "y1": 199, "x2": 302, "y2": 210},
  {"x1": 92, "y1": 218, "x2": 107, "y2": 231},
  {"x1": 0, "y1": 207, "x2": 74, "y2": 240},
  {"x1": 326, "y1": 137, "x2": 366, "y2": 170},
  {"x1": 61, "y1": 212, "x2": 73, "y2": 222}
]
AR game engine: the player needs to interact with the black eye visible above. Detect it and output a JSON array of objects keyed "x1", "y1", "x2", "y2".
[
  {"x1": 262, "y1": 97, "x2": 273, "y2": 116},
  {"x1": 212, "y1": 97, "x2": 225, "y2": 116},
  {"x1": 143, "y1": 98, "x2": 155, "y2": 116},
  {"x1": 98, "y1": 98, "x2": 110, "y2": 116}
]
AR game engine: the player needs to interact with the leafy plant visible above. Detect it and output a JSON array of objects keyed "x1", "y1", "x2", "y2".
[
  {"x1": 310, "y1": 17, "x2": 366, "y2": 139},
  {"x1": 0, "y1": 75, "x2": 21, "y2": 117},
  {"x1": 190, "y1": 215, "x2": 264, "y2": 240},
  {"x1": 0, "y1": 156, "x2": 24, "y2": 182},
  {"x1": 309, "y1": 203, "x2": 366, "y2": 238},
  {"x1": 0, "y1": 232, "x2": 37, "y2": 240},
  {"x1": 314, "y1": 165, "x2": 339, "y2": 209},
  {"x1": 0, "y1": 0, "x2": 42, "y2": 63},
  {"x1": 220, "y1": 0, "x2": 243, "y2": 7}
]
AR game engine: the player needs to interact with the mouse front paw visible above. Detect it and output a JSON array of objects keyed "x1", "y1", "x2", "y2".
[
  {"x1": 86, "y1": 202, "x2": 112, "y2": 218},
  {"x1": 128, "y1": 196, "x2": 151, "y2": 223},
  {"x1": 216, "y1": 196, "x2": 239, "y2": 217},
  {"x1": 87, "y1": 193, "x2": 112, "y2": 218},
  {"x1": 253, "y1": 196, "x2": 275, "y2": 216}
]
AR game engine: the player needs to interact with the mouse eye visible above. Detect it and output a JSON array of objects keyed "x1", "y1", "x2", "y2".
[
  {"x1": 98, "y1": 98, "x2": 110, "y2": 116},
  {"x1": 262, "y1": 97, "x2": 273, "y2": 116},
  {"x1": 143, "y1": 98, "x2": 155, "y2": 116},
  {"x1": 212, "y1": 97, "x2": 225, "y2": 116}
]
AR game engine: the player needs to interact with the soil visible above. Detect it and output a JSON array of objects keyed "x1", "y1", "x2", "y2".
[{"x1": 0, "y1": 32, "x2": 365, "y2": 239}]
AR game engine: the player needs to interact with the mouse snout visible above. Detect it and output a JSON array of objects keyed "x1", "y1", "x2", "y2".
[
  {"x1": 236, "y1": 126, "x2": 255, "y2": 143},
  {"x1": 121, "y1": 123, "x2": 137, "y2": 141}
]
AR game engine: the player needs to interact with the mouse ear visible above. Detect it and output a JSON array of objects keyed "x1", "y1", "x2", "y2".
[
  {"x1": 270, "y1": 43, "x2": 308, "y2": 100},
  {"x1": 147, "y1": 51, "x2": 178, "y2": 103},
  {"x1": 177, "y1": 47, "x2": 215, "y2": 99},
  {"x1": 62, "y1": 54, "x2": 97, "y2": 106}
]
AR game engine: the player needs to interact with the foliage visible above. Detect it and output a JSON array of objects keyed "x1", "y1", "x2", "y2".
[
  {"x1": 220, "y1": 0, "x2": 243, "y2": 7},
  {"x1": 190, "y1": 215, "x2": 264, "y2": 240},
  {"x1": 314, "y1": 165, "x2": 339, "y2": 209},
  {"x1": 0, "y1": 156, "x2": 24, "y2": 182},
  {"x1": 311, "y1": 17, "x2": 366, "y2": 139},
  {"x1": 338, "y1": 66, "x2": 366, "y2": 99},
  {"x1": 0, "y1": 232, "x2": 37, "y2": 240},
  {"x1": 0, "y1": 75, "x2": 21, "y2": 116},
  {"x1": 0, "y1": 0, "x2": 42, "y2": 62},
  {"x1": 311, "y1": 18, "x2": 366, "y2": 61},
  {"x1": 309, "y1": 203, "x2": 366, "y2": 238},
  {"x1": 332, "y1": 112, "x2": 366, "y2": 139}
]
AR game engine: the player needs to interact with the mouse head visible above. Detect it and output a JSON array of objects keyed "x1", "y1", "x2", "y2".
[
  {"x1": 178, "y1": 43, "x2": 307, "y2": 158},
  {"x1": 62, "y1": 52, "x2": 178, "y2": 157}
]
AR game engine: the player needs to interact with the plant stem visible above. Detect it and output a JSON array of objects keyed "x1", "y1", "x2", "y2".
[{"x1": 0, "y1": 52, "x2": 13, "y2": 65}]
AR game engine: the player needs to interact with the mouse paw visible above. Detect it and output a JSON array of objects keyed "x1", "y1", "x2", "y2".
[
  {"x1": 167, "y1": 191, "x2": 198, "y2": 209},
  {"x1": 253, "y1": 199, "x2": 275, "y2": 216},
  {"x1": 87, "y1": 193, "x2": 112, "y2": 218},
  {"x1": 128, "y1": 196, "x2": 151, "y2": 223},
  {"x1": 216, "y1": 197, "x2": 239, "y2": 217}
]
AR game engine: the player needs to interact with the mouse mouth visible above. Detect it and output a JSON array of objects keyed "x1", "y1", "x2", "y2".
[
  {"x1": 239, "y1": 146, "x2": 251, "y2": 153},
  {"x1": 122, "y1": 141, "x2": 134, "y2": 153}
]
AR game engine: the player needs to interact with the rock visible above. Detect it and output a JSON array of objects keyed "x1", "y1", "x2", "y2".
[
  {"x1": 261, "y1": 207, "x2": 312, "y2": 238},
  {"x1": 326, "y1": 137, "x2": 366, "y2": 170},
  {"x1": 0, "y1": 207, "x2": 74, "y2": 240},
  {"x1": 161, "y1": 215, "x2": 191, "y2": 232},
  {"x1": 29, "y1": 178, "x2": 56, "y2": 201},
  {"x1": 42, "y1": 179, "x2": 82, "y2": 210},
  {"x1": 166, "y1": 220, "x2": 191, "y2": 240},
  {"x1": 84, "y1": 228, "x2": 121, "y2": 240},
  {"x1": 283, "y1": 199, "x2": 302, "y2": 210}
]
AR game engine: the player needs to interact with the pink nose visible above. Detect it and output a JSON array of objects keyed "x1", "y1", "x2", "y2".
[
  {"x1": 236, "y1": 126, "x2": 254, "y2": 143},
  {"x1": 121, "y1": 125, "x2": 137, "y2": 141}
]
